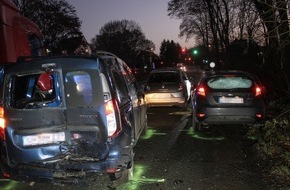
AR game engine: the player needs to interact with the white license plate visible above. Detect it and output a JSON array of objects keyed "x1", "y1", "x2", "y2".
[
  {"x1": 219, "y1": 96, "x2": 244, "y2": 103},
  {"x1": 154, "y1": 94, "x2": 170, "y2": 98},
  {"x1": 23, "y1": 132, "x2": 65, "y2": 147}
]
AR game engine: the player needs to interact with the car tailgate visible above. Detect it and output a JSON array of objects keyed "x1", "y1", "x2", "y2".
[
  {"x1": 148, "y1": 82, "x2": 181, "y2": 93},
  {"x1": 4, "y1": 106, "x2": 109, "y2": 164},
  {"x1": 208, "y1": 90, "x2": 255, "y2": 106}
]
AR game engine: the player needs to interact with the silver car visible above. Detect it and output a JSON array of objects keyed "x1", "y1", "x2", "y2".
[{"x1": 144, "y1": 68, "x2": 191, "y2": 108}]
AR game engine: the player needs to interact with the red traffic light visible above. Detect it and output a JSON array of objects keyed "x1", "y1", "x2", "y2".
[{"x1": 181, "y1": 48, "x2": 187, "y2": 54}]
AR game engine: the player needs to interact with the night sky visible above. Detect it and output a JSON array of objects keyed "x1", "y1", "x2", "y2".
[{"x1": 66, "y1": 0, "x2": 195, "y2": 53}]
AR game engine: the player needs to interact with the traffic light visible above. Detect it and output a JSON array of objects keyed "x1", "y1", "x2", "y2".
[
  {"x1": 193, "y1": 49, "x2": 198, "y2": 55},
  {"x1": 181, "y1": 47, "x2": 187, "y2": 54}
]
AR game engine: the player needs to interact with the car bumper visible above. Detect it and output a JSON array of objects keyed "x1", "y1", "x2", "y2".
[
  {"x1": 195, "y1": 106, "x2": 265, "y2": 124},
  {"x1": 0, "y1": 132, "x2": 133, "y2": 182},
  {"x1": 1, "y1": 148, "x2": 131, "y2": 183},
  {"x1": 145, "y1": 92, "x2": 186, "y2": 107}
]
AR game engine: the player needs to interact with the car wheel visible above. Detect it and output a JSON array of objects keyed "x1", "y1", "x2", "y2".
[
  {"x1": 193, "y1": 121, "x2": 202, "y2": 132},
  {"x1": 192, "y1": 113, "x2": 201, "y2": 132}
]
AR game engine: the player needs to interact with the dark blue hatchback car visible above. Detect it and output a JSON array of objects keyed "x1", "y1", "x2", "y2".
[
  {"x1": 0, "y1": 53, "x2": 147, "y2": 184},
  {"x1": 192, "y1": 67, "x2": 266, "y2": 131}
]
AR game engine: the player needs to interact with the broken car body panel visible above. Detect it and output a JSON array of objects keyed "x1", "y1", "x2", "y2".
[{"x1": 0, "y1": 56, "x2": 144, "y2": 182}]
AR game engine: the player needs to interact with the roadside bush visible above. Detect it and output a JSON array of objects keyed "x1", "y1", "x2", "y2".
[{"x1": 249, "y1": 96, "x2": 290, "y2": 183}]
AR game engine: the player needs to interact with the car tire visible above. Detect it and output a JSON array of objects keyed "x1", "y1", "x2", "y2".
[
  {"x1": 193, "y1": 121, "x2": 202, "y2": 132},
  {"x1": 192, "y1": 114, "x2": 201, "y2": 132}
]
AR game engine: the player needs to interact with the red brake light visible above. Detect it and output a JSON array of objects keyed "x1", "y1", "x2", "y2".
[
  {"x1": 178, "y1": 83, "x2": 183, "y2": 91},
  {"x1": 3, "y1": 172, "x2": 10, "y2": 178},
  {"x1": 255, "y1": 86, "x2": 262, "y2": 96},
  {"x1": 197, "y1": 113, "x2": 205, "y2": 118},
  {"x1": 197, "y1": 86, "x2": 206, "y2": 96}
]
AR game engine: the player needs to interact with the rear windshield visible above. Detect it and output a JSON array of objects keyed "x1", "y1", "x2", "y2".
[
  {"x1": 207, "y1": 76, "x2": 253, "y2": 89},
  {"x1": 148, "y1": 72, "x2": 180, "y2": 83},
  {"x1": 9, "y1": 72, "x2": 61, "y2": 109},
  {"x1": 8, "y1": 70, "x2": 104, "y2": 109},
  {"x1": 64, "y1": 70, "x2": 104, "y2": 108}
]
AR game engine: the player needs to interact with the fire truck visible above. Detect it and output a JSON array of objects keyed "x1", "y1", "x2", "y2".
[{"x1": 0, "y1": 0, "x2": 45, "y2": 64}]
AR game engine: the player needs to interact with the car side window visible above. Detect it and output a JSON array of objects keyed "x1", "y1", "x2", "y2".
[
  {"x1": 109, "y1": 60, "x2": 130, "y2": 105},
  {"x1": 118, "y1": 59, "x2": 138, "y2": 96}
]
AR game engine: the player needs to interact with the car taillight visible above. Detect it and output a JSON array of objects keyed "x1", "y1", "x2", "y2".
[
  {"x1": 197, "y1": 86, "x2": 206, "y2": 96},
  {"x1": 105, "y1": 100, "x2": 121, "y2": 138},
  {"x1": 178, "y1": 83, "x2": 183, "y2": 91},
  {"x1": 255, "y1": 86, "x2": 262, "y2": 96},
  {"x1": 0, "y1": 107, "x2": 5, "y2": 140},
  {"x1": 197, "y1": 113, "x2": 205, "y2": 118}
]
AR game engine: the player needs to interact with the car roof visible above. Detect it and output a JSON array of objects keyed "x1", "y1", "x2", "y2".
[
  {"x1": 4, "y1": 52, "x2": 121, "y2": 73},
  {"x1": 202, "y1": 69, "x2": 256, "y2": 78},
  {"x1": 4, "y1": 56, "x2": 99, "y2": 73},
  {"x1": 200, "y1": 69, "x2": 261, "y2": 85},
  {"x1": 149, "y1": 68, "x2": 182, "y2": 74}
]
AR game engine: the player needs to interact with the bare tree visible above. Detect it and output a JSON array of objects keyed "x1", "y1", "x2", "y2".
[
  {"x1": 168, "y1": 0, "x2": 263, "y2": 68},
  {"x1": 159, "y1": 39, "x2": 181, "y2": 66},
  {"x1": 14, "y1": 0, "x2": 86, "y2": 55},
  {"x1": 252, "y1": 0, "x2": 290, "y2": 94},
  {"x1": 91, "y1": 20, "x2": 155, "y2": 67}
]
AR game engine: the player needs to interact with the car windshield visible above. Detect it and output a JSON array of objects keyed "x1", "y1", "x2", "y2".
[
  {"x1": 148, "y1": 72, "x2": 180, "y2": 83},
  {"x1": 207, "y1": 76, "x2": 253, "y2": 89}
]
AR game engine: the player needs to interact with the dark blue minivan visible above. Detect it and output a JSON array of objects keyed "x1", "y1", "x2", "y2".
[{"x1": 0, "y1": 53, "x2": 147, "y2": 184}]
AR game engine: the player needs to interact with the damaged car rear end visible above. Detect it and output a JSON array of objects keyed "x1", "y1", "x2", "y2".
[{"x1": 0, "y1": 55, "x2": 145, "y2": 183}]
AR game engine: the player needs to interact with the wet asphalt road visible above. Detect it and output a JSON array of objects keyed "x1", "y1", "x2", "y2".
[{"x1": 1, "y1": 106, "x2": 288, "y2": 190}]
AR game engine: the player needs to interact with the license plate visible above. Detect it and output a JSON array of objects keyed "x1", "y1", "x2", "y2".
[
  {"x1": 23, "y1": 132, "x2": 65, "y2": 147},
  {"x1": 219, "y1": 96, "x2": 244, "y2": 103},
  {"x1": 154, "y1": 94, "x2": 170, "y2": 98},
  {"x1": 159, "y1": 94, "x2": 171, "y2": 98}
]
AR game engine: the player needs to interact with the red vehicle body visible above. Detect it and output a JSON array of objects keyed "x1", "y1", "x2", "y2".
[
  {"x1": 0, "y1": 0, "x2": 45, "y2": 163},
  {"x1": 0, "y1": 0, "x2": 45, "y2": 64}
]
